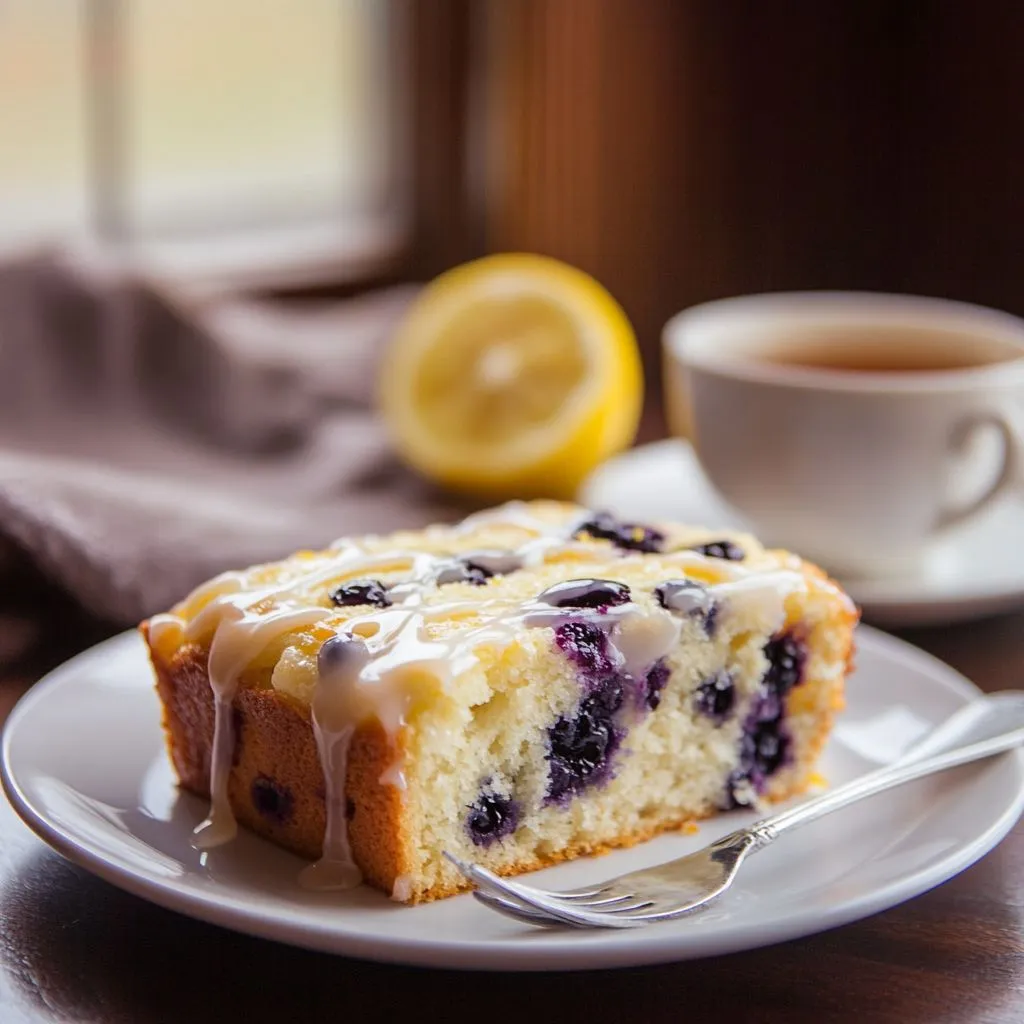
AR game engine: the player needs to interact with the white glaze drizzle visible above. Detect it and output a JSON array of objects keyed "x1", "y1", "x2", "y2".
[
  {"x1": 195, "y1": 603, "x2": 335, "y2": 848},
  {"x1": 152, "y1": 501, "x2": 846, "y2": 895}
]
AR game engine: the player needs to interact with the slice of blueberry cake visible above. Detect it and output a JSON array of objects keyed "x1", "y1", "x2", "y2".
[{"x1": 142, "y1": 500, "x2": 858, "y2": 903}]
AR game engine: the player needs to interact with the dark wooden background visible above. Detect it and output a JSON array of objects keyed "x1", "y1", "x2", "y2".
[{"x1": 402, "y1": 0, "x2": 1024, "y2": 391}]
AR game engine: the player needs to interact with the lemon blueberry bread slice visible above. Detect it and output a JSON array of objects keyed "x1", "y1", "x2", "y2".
[{"x1": 141, "y1": 501, "x2": 858, "y2": 904}]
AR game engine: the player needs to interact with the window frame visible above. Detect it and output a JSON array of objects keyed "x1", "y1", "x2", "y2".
[{"x1": 4, "y1": 0, "x2": 425, "y2": 299}]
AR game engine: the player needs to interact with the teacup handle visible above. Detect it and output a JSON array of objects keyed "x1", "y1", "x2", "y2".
[{"x1": 936, "y1": 410, "x2": 1024, "y2": 530}]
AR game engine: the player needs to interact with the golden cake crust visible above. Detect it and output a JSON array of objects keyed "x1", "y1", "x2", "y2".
[{"x1": 144, "y1": 625, "x2": 410, "y2": 897}]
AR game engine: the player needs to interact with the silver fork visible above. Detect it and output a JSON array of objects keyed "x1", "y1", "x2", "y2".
[{"x1": 445, "y1": 691, "x2": 1024, "y2": 929}]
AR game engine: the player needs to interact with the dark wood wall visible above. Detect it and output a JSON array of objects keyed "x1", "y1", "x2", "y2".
[
  {"x1": 427, "y1": 0, "x2": 1024, "y2": 389},
  {"x1": 895, "y1": 3, "x2": 1024, "y2": 310}
]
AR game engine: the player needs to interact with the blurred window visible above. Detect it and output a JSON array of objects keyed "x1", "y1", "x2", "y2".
[
  {"x1": 0, "y1": 0, "x2": 404, "y2": 291},
  {"x1": 0, "y1": 2, "x2": 89, "y2": 247}
]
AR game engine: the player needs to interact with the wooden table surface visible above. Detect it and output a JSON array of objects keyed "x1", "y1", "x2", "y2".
[{"x1": 1, "y1": 561, "x2": 1022, "y2": 1024}]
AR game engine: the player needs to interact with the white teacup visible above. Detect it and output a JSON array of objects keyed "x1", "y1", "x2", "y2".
[{"x1": 662, "y1": 292, "x2": 1024, "y2": 578}]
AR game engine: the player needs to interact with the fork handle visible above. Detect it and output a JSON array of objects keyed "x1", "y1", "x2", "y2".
[{"x1": 741, "y1": 725, "x2": 1024, "y2": 849}]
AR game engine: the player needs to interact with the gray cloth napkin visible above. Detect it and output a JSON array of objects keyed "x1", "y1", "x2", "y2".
[{"x1": 0, "y1": 248, "x2": 466, "y2": 626}]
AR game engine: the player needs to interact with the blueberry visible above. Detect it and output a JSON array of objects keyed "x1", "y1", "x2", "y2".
[
  {"x1": 575, "y1": 511, "x2": 664, "y2": 554},
  {"x1": 538, "y1": 578, "x2": 632, "y2": 609},
  {"x1": 755, "y1": 691, "x2": 782, "y2": 722},
  {"x1": 719, "y1": 631, "x2": 804, "y2": 806},
  {"x1": 462, "y1": 550, "x2": 523, "y2": 577},
  {"x1": 722, "y1": 769, "x2": 751, "y2": 810},
  {"x1": 763, "y1": 631, "x2": 806, "y2": 695},
  {"x1": 704, "y1": 603, "x2": 720, "y2": 637},
  {"x1": 694, "y1": 672, "x2": 735, "y2": 723},
  {"x1": 329, "y1": 579, "x2": 391, "y2": 608},
  {"x1": 643, "y1": 658, "x2": 671, "y2": 711},
  {"x1": 546, "y1": 681, "x2": 624, "y2": 804},
  {"x1": 462, "y1": 562, "x2": 493, "y2": 585},
  {"x1": 654, "y1": 579, "x2": 718, "y2": 634},
  {"x1": 756, "y1": 730, "x2": 782, "y2": 765},
  {"x1": 251, "y1": 775, "x2": 294, "y2": 825},
  {"x1": 435, "y1": 559, "x2": 493, "y2": 586},
  {"x1": 721, "y1": 689, "x2": 792, "y2": 809},
  {"x1": 691, "y1": 540, "x2": 745, "y2": 561},
  {"x1": 654, "y1": 579, "x2": 705, "y2": 613},
  {"x1": 590, "y1": 674, "x2": 625, "y2": 717},
  {"x1": 554, "y1": 621, "x2": 614, "y2": 677},
  {"x1": 743, "y1": 711, "x2": 790, "y2": 780},
  {"x1": 317, "y1": 632, "x2": 370, "y2": 677},
  {"x1": 466, "y1": 790, "x2": 520, "y2": 846}
]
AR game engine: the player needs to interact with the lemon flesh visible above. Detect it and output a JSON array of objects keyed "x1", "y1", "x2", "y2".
[{"x1": 379, "y1": 253, "x2": 644, "y2": 501}]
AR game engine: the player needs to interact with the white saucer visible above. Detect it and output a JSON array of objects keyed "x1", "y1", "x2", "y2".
[
  {"x1": 3, "y1": 628, "x2": 1022, "y2": 970},
  {"x1": 580, "y1": 438, "x2": 1024, "y2": 628}
]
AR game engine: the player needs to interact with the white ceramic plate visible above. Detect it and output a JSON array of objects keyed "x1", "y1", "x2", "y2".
[
  {"x1": 580, "y1": 438, "x2": 1024, "y2": 627},
  {"x1": 3, "y1": 627, "x2": 1022, "y2": 971}
]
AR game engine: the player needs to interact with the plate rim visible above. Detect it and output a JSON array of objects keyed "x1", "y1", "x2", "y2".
[{"x1": 3, "y1": 626, "x2": 1023, "y2": 971}]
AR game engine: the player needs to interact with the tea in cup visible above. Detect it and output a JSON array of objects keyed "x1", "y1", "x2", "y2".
[{"x1": 662, "y1": 292, "x2": 1024, "y2": 577}]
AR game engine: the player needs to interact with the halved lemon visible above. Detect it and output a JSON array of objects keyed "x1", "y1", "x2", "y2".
[{"x1": 379, "y1": 253, "x2": 643, "y2": 501}]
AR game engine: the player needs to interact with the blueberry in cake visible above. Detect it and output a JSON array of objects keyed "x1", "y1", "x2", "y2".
[{"x1": 141, "y1": 501, "x2": 858, "y2": 903}]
